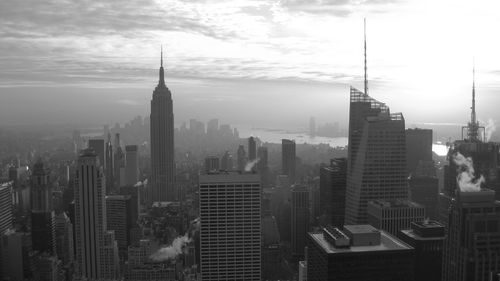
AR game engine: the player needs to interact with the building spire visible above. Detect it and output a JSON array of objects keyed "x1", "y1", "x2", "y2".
[
  {"x1": 364, "y1": 18, "x2": 368, "y2": 95},
  {"x1": 159, "y1": 45, "x2": 165, "y2": 86},
  {"x1": 466, "y1": 59, "x2": 480, "y2": 141}
]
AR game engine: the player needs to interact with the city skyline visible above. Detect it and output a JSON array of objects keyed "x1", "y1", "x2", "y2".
[{"x1": 1, "y1": 0, "x2": 500, "y2": 129}]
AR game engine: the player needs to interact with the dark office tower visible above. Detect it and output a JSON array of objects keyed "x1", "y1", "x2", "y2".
[
  {"x1": 409, "y1": 160, "x2": 439, "y2": 219},
  {"x1": 291, "y1": 185, "x2": 309, "y2": 257},
  {"x1": 345, "y1": 87, "x2": 407, "y2": 225},
  {"x1": 220, "y1": 151, "x2": 233, "y2": 171},
  {"x1": 125, "y1": 145, "x2": 139, "y2": 186},
  {"x1": 106, "y1": 195, "x2": 133, "y2": 260},
  {"x1": 113, "y1": 133, "x2": 125, "y2": 188},
  {"x1": 0, "y1": 182, "x2": 13, "y2": 234},
  {"x1": 406, "y1": 128, "x2": 433, "y2": 175},
  {"x1": 367, "y1": 199, "x2": 425, "y2": 237},
  {"x1": 55, "y1": 212, "x2": 74, "y2": 266},
  {"x1": 282, "y1": 139, "x2": 296, "y2": 183},
  {"x1": 319, "y1": 158, "x2": 347, "y2": 227},
  {"x1": 442, "y1": 189, "x2": 500, "y2": 281},
  {"x1": 248, "y1": 136, "x2": 257, "y2": 161},
  {"x1": 150, "y1": 49, "x2": 175, "y2": 202},
  {"x1": 399, "y1": 220, "x2": 445, "y2": 281},
  {"x1": 105, "y1": 133, "x2": 114, "y2": 194},
  {"x1": 199, "y1": 172, "x2": 261, "y2": 280},
  {"x1": 306, "y1": 224, "x2": 414, "y2": 281},
  {"x1": 30, "y1": 159, "x2": 56, "y2": 255},
  {"x1": 88, "y1": 138, "x2": 106, "y2": 169},
  {"x1": 237, "y1": 145, "x2": 246, "y2": 171},
  {"x1": 204, "y1": 156, "x2": 220, "y2": 173},
  {"x1": 74, "y1": 149, "x2": 119, "y2": 280}
]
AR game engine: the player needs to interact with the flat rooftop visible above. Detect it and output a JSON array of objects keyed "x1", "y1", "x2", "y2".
[
  {"x1": 370, "y1": 199, "x2": 423, "y2": 209},
  {"x1": 199, "y1": 172, "x2": 260, "y2": 183},
  {"x1": 309, "y1": 230, "x2": 412, "y2": 254},
  {"x1": 400, "y1": 229, "x2": 445, "y2": 241}
]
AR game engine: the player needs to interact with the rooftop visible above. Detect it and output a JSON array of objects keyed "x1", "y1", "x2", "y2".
[
  {"x1": 369, "y1": 199, "x2": 423, "y2": 209},
  {"x1": 309, "y1": 229, "x2": 412, "y2": 254},
  {"x1": 199, "y1": 171, "x2": 260, "y2": 183},
  {"x1": 458, "y1": 188, "x2": 496, "y2": 203}
]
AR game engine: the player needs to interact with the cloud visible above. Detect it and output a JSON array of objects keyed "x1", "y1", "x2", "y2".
[{"x1": 279, "y1": 0, "x2": 401, "y2": 15}]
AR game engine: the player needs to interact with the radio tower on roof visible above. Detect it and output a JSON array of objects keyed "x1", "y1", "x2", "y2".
[
  {"x1": 463, "y1": 62, "x2": 484, "y2": 141},
  {"x1": 364, "y1": 18, "x2": 368, "y2": 95}
]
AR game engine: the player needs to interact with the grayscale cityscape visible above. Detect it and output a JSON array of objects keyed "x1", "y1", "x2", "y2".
[{"x1": 0, "y1": 0, "x2": 500, "y2": 280}]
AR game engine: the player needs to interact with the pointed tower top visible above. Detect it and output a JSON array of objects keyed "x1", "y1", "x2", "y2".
[
  {"x1": 364, "y1": 18, "x2": 368, "y2": 96},
  {"x1": 158, "y1": 45, "x2": 165, "y2": 87}
]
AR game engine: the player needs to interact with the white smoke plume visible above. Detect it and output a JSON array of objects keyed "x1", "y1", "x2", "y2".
[
  {"x1": 149, "y1": 234, "x2": 191, "y2": 262},
  {"x1": 452, "y1": 152, "x2": 485, "y2": 192},
  {"x1": 485, "y1": 118, "x2": 496, "y2": 142},
  {"x1": 134, "y1": 181, "x2": 143, "y2": 187},
  {"x1": 244, "y1": 158, "x2": 260, "y2": 172},
  {"x1": 149, "y1": 218, "x2": 200, "y2": 262}
]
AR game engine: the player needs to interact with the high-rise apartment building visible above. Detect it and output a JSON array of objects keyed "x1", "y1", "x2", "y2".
[
  {"x1": 150, "y1": 49, "x2": 175, "y2": 202},
  {"x1": 74, "y1": 148, "x2": 119, "y2": 280},
  {"x1": 442, "y1": 189, "x2": 500, "y2": 281},
  {"x1": 199, "y1": 172, "x2": 261, "y2": 281},
  {"x1": 282, "y1": 139, "x2": 296, "y2": 183},
  {"x1": 345, "y1": 87, "x2": 407, "y2": 224}
]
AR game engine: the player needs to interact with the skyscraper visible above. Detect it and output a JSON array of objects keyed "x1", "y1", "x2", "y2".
[
  {"x1": 345, "y1": 87, "x2": 407, "y2": 224},
  {"x1": 248, "y1": 136, "x2": 257, "y2": 161},
  {"x1": 442, "y1": 189, "x2": 500, "y2": 281},
  {"x1": 0, "y1": 182, "x2": 13, "y2": 234},
  {"x1": 345, "y1": 21, "x2": 408, "y2": 225},
  {"x1": 237, "y1": 145, "x2": 246, "y2": 171},
  {"x1": 291, "y1": 185, "x2": 309, "y2": 257},
  {"x1": 88, "y1": 138, "x2": 106, "y2": 169},
  {"x1": 220, "y1": 151, "x2": 233, "y2": 171},
  {"x1": 125, "y1": 145, "x2": 139, "y2": 186},
  {"x1": 30, "y1": 159, "x2": 56, "y2": 255},
  {"x1": 319, "y1": 158, "x2": 347, "y2": 227},
  {"x1": 406, "y1": 128, "x2": 433, "y2": 175},
  {"x1": 282, "y1": 139, "x2": 296, "y2": 183},
  {"x1": 105, "y1": 133, "x2": 114, "y2": 193},
  {"x1": 106, "y1": 195, "x2": 133, "y2": 260},
  {"x1": 113, "y1": 133, "x2": 124, "y2": 188},
  {"x1": 199, "y1": 172, "x2": 261, "y2": 280},
  {"x1": 74, "y1": 148, "x2": 119, "y2": 279},
  {"x1": 150, "y1": 48, "x2": 175, "y2": 202}
]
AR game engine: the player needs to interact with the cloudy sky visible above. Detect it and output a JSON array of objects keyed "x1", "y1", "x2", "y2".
[{"x1": 0, "y1": 0, "x2": 499, "y2": 130}]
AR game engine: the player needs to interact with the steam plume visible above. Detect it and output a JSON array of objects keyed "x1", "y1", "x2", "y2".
[
  {"x1": 485, "y1": 118, "x2": 496, "y2": 142},
  {"x1": 149, "y1": 234, "x2": 191, "y2": 262},
  {"x1": 452, "y1": 152, "x2": 485, "y2": 192},
  {"x1": 149, "y1": 218, "x2": 200, "y2": 262},
  {"x1": 244, "y1": 158, "x2": 260, "y2": 172}
]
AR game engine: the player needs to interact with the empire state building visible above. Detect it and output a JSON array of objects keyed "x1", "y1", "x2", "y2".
[{"x1": 150, "y1": 49, "x2": 175, "y2": 202}]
